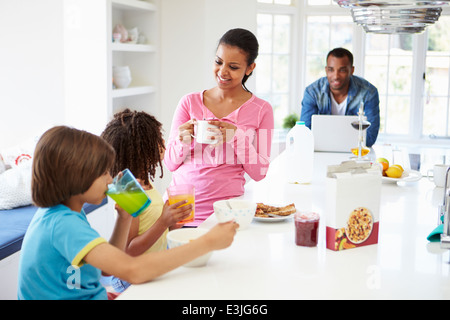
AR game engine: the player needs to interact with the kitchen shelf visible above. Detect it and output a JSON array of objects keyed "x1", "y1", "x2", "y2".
[
  {"x1": 108, "y1": 0, "x2": 160, "y2": 117},
  {"x1": 111, "y1": 0, "x2": 157, "y2": 11},
  {"x1": 112, "y1": 42, "x2": 156, "y2": 52},
  {"x1": 112, "y1": 85, "x2": 156, "y2": 98}
]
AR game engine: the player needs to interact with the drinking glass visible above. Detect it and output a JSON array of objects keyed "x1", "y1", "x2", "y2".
[
  {"x1": 106, "y1": 169, "x2": 151, "y2": 217},
  {"x1": 167, "y1": 184, "x2": 195, "y2": 224}
]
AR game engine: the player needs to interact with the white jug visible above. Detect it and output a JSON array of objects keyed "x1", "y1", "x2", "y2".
[{"x1": 285, "y1": 121, "x2": 314, "y2": 183}]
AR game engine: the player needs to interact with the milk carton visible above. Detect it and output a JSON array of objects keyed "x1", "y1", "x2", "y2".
[{"x1": 285, "y1": 121, "x2": 314, "y2": 184}]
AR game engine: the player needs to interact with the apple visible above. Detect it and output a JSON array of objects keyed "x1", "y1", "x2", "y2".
[{"x1": 376, "y1": 157, "x2": 389, "y2": 171}]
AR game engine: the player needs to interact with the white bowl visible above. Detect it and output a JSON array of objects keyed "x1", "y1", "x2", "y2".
[
  {"x1": 166, "y1": 228, "x2": 212, "y2": 267},
  {"x1": 213, "y1": 199, "x2": 256, "y2": 230}
]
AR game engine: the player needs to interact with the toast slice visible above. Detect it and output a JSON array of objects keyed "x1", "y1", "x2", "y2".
[{"x1": 255, "y1": 203, "x2": 296, "y2": 217}]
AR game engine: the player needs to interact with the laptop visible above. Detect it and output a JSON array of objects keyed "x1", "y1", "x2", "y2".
[{"x1": 311, "y1": 115, "x2": 362, "y2": 153}]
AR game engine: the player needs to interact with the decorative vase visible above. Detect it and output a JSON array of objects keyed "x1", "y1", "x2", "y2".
[{"x1": 113, "y1": 66, "x2": 132, "y2": 88}]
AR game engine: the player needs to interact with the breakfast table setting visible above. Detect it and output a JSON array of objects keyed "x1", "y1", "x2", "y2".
[{"x1": 117, "y1": 145, "x2": 450, "y2": 300}]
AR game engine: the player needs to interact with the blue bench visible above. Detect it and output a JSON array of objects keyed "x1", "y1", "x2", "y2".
[{"x1": 0, "y1": 198, "x2": 108, "y2": 261}]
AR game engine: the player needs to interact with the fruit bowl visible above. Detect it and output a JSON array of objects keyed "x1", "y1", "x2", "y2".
[
  {"x1": 381, "y1": 170, "x2": 422, "y2": 184},
  {"x1": 376, "y1": 158, "x2": 411, "y2": 180}
]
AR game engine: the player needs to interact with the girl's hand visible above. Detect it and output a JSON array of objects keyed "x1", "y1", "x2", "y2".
[
  {"x1": 178, "y1": 119, "x2": 197, "y2": 145},
  {"x1": 202, "y1": 221, "x2": 239, "y2": 250},
  {"x1": 160, "y1": 200, "x2": 193, "y2": 227},
  {"x1": 207, "y1": 120, "x2": 237, "y2": 145}
]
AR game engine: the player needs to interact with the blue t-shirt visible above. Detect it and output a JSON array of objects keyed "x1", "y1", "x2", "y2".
[{"x1": 17, "y1": 204, "x2": 108, "y2": 300}]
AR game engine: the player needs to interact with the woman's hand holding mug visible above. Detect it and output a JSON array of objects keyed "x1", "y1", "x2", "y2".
[
  {"x1": 206, "y1": 120, "x2": 237, "y2": 145},
  {"x1": 178, "y1": 119, "x2": 196, "y2": 145},
  {"x1": 179, "y1": 119, "x2": 236, "y2": 145}
]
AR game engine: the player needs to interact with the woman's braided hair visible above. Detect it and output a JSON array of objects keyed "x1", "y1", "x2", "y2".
[{"x1": 101, "y1": 108, "x2": 165, "y2": 186}]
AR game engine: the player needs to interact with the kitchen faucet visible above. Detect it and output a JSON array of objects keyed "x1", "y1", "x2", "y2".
[{"x1": 440, "y1": 167, "x2": 450, "y2": 249}]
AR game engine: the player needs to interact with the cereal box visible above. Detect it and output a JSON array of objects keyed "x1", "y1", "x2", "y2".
[{"x1": 325, "y1": 161, "x2": 382, "y2": 251}]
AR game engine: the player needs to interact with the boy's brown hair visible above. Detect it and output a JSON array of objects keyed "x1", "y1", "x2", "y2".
[
  {"x1": 32, "y1": 126, "x2": 115, "y2": 208},
  {"x1": 101, "y1": 108, "x2": 165, "y2": 186}
]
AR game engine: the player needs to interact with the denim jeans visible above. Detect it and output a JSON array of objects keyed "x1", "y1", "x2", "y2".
[
  {"x1": 111, "y1": 276, "x2": 131, "y2": 293},
  {"x1": 101, "y1": 275, "x2": 131, "y2": 293}
]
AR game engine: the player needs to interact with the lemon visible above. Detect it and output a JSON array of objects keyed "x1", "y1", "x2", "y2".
[
  {"x1": 385, "y1": 166, "x2": 402, "y2": 178},
  {"x1": 391, "y1": 164, "x2": 404, "y2": 173}
]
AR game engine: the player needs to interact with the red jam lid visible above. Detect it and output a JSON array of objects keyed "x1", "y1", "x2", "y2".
[{"x1": 295, "y1": 212, "x2": 320, "y2": 221}]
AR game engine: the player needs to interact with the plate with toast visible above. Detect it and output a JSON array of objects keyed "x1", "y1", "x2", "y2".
[{"x1": 254, "y1": 202, "x2": 296, "y2": 222}]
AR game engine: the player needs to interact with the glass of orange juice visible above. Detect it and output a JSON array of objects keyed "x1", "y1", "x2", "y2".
[{"x1": 167, "y1": 184, "x2": 195, "y2": 224}]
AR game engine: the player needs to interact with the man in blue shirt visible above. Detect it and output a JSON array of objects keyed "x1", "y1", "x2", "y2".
[{"x1": 300, "y1": 48, "x2": 380, "y2": 147}]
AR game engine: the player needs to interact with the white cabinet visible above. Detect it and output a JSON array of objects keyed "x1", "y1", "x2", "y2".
[
  {"x1": 107, "y1": 0, "x2": 160, "y2": 118},
  {"x1": 62, "y1": 0, "x2": 160, "y2": 135}
]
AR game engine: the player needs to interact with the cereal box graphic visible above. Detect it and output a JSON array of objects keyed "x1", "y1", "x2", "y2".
[{"x1": 325, "y1": 161, "x2": 381, "y2": 251}]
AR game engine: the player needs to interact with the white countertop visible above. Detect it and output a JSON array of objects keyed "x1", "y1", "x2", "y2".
[{"x1": 118, "y1": 151, "x2": 450, "y2": 300}]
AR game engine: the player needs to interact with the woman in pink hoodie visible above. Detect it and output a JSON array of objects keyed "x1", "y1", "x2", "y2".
[{"x1": 164, "y1": 28, "x2": 274, "y2": 226}]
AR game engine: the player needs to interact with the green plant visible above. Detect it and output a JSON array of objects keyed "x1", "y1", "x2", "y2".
[{"x1": 282, "y1": 113, "x2": 299, "y2": 129}]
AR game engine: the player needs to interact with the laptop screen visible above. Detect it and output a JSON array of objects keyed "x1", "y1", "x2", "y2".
[{"x1": 311, "y1": 115, "x2": 362, "y2": 153}]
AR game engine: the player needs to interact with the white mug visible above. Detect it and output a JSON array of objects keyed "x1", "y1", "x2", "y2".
[
  {"x1": 427, "y1": 164, "x2": 450, "y2": 188},
  {"x1": 192, "y1": 120, "x2": 219, "y2": 144}
]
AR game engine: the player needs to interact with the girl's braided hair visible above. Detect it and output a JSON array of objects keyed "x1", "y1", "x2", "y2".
[{"x1": 101, "y1": 108, "x2": 165, "y2": 186}]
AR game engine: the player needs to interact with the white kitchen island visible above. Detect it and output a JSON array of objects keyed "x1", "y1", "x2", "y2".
[{"x1": 118, "y1": 150, "x2": 450, "y2": 300}]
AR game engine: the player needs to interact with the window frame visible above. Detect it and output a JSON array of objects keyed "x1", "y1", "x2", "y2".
[
  {"x1": 256, "y1": 1, "x2": 450, "y2": 146},
  {"x1": 256, "y1": 2, "x2": 298, "y2": 128}
]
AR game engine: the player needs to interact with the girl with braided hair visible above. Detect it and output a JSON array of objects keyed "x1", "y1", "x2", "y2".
[{"x1": 101, "y1": 108, "x2": 192, "y2": 292}]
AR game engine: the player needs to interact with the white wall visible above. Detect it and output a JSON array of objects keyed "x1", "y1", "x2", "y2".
[
  {"x1": 203, "y1": 0, "x2": 258, "y2": 92},
  {"x1": 0, "y1": 0, "x2": 65, "y2": 149},
  {"x1": 63, "y1": 0, "x2": 109, "y2": 136},
  {"x1": 0, "y1": 0, "x2": 108, "y2": 151},
  {"x1": 159, "y1": 0, "x2": 257, "y2": 137}
]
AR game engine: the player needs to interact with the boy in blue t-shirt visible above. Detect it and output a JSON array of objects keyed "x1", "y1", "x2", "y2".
[
  {"x1": 17, "y1": 126, "x2": 238, "y2": 300},
  {"x1": 18, "y1": 204, "x2": 108, "y2": 300}
]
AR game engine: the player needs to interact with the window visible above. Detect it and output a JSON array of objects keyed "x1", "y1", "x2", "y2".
[
  {"x1": 256, "y1": 1, "x2": 450, "y2": 144},
  {"x1": 304, "y1": 15, "x2": 354, "y2": 88},
  {"x1": 424, "y1": 16, "x2": 450, "y2": 138},
  {"x1": 258, "y1": 0, "x2": 293, "y2": 5},
  {"x1": 307, "y1": 0, "x2": 334, "y2": 5},
  {"x1": 364, "y1": 34, "x2": 413, "y2": 135},
  {"x1": 256, "y1": 0, "x2": 294, "y2": 128}
]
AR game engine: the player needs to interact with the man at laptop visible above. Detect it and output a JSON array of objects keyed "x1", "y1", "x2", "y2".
[{"x1": 300, "y1": 48, "x2": 380, "y2": 147}]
